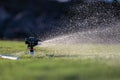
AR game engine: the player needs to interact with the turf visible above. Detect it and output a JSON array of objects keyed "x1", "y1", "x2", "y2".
[
  {"x1": 0, "y1": 41, "x2": 120, "y2": 80},
  {"x1": 0, "y1": 41, "x2": 26, "y2": 54}
]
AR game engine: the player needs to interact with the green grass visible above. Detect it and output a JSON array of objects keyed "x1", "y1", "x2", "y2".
[
  {"x1": 0, "y1": 41, "x2": 120, "y2": 80},
  {"x1": 0, "y1": 41, "x2": 26, "y2": 54},
  {"x1": 1, "y1": 59, "x2": 120, "y2": 80}
]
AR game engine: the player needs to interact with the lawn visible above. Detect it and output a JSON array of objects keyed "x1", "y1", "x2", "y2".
[{"x1": 0, "y1": 41, "x2": 120, "y2": 80}]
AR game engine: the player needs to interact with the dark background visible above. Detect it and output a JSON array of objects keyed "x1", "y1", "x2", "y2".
[{"x1": 0, "y1": 0, "x2": 120, "y2": 40}]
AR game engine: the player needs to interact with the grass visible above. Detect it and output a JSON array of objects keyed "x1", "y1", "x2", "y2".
[
  {"x1": 0, "y1": 41, "x2": 120, "y2": 80},
  {"x1": 0, "y1": 41, "x2": 26, "y2": 54}
]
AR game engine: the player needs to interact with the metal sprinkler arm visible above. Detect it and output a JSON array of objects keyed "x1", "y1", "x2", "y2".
[{"x1": 30, "y1": 46, "x2": 34, "y2": 56}]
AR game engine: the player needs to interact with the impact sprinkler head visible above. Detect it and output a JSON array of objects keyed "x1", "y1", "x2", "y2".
[{"x1": 25, "y1": 36, "x2": 40, "y2": 56}]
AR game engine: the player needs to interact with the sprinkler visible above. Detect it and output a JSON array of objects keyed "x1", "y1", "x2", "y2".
[{"x1": 25, "y1": 36, "x2": 40, "y2": 56}]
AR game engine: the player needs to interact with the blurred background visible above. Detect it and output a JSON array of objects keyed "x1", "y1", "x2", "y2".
[{"x1": 0, "y1": 0, "x2": 120, "y2": 40}]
